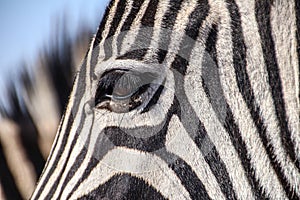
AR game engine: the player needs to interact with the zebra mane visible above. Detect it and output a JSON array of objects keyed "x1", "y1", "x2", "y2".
[
  {"x1": 0, "y1": 24, "x2": 93, "y2": 120},
  {"x1": 0, "y1": 20, "x2": 93, "y2": 200}
]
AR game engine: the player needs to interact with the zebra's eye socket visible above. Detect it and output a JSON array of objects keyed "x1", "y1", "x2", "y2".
[{"x1": 95, "y1": 69, "x2": 159, "y2": 113}]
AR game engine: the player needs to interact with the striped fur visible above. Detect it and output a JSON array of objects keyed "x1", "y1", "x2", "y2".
[{"x1": 31, "y1": 0, "x2": 299, "y2": 199}]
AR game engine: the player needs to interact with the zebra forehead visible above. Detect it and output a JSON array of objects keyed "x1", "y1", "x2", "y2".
[{"x1": 90, "y1": 0, "x2": 211, "y2": 61}]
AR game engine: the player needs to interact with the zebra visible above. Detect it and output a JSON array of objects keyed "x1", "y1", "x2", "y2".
[{"x1": 30, "y1": 0, "x2": 299, "y2": 199}]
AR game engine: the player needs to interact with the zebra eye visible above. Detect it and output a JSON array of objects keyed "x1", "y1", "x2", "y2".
[{"x1": 95, "y1": 69, "x2": 159, "y2": 113}]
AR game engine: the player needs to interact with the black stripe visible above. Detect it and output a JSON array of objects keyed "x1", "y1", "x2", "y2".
[
  {"x1": 296, "y1": 0, "x2": 300, "y2": 101},
  {"x1": 117, "y1": 0, "x2": 145, "y2": 55},
  {"x1": 78, "y1": 174, "x2": 167, "y2": 200},
  {"x1": 171, "y1": 0, "x2": 209, "y2": 75},
  {"x1": 193, "y1": 58, "x2": 239, "y2": 199},
  {"x1": 170, "y1": 158, "x2": 209, "y2": 200},
  {"x1": 196, "y1": 139, "x2": 238, "y2": 200},
  {"x1": 89, "y1": 45, "x2": 100, "y2": 86},
  {"x1": 93, "y1": 0, "x2": 116, "y2": 48},
  {"x1": 223, "y1": 107, "x2": 266, "y2": 199},
  {"x1": 157, "y1": 0, "x2": 185, "y2": 63},
  {"x1": 0, "y1": 142, "x2": 23, "y2": 200},
  {"x1": 104, "y1": 0, "x2": 128, "y2": 60},
  {"x1": 141, "y1": 0, "x2": 159, "y2": 27},
  {"x1": 169, "y1": 158, "x2": 211, "y2": 200},
  {"x1": 33, "y1": 113, "x2": 74, "y2": 199},
  {"x1": 141, "y1": 84, "x2": 165, "y2": 113},
  {"x1": 255, "y1": 0, "x2": 299, "y2": 171},
  {"x1": 120, "y1": 0, "x2": 159, "y2": 60},
  {"x1": 230, "y1": 0, "x2": 297, "y2": 198},
  {"x1": 200, "y1": 53, "x2": 267, "y2": 199},
  {"x1": 156, "y1": 149, "x2": 211, "y2": 200},
  {"x1": 185, "y1": 0, "x2": 209, "y2": 40},
  {"x1": 74, "y1": 60, "x2": 88, "y2": 116},
  {"x1": 101, "y1": 99, "x2": 175, "y2": 153},
  {"x1": 117, "y1": 48, "x2": 149, "y2": 60}
]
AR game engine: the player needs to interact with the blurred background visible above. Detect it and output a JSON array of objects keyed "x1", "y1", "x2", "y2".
[
  {"x1": 0, "y1": 0, "x2": 109, "y2": 199},
  {"x1": 0, "y1": 0, "x2": 108, "y2": 109}
]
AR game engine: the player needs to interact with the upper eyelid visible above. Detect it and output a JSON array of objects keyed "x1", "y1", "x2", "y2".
[
  {"x1": 98, "y1": 70, "x2": 159, "y2": 91},
  {"x1": 100, "y1": 68, "x2": 129, "y2": 78},
  {"x1": 93, "y1": 59, "x2": 166, "y2": 79}
]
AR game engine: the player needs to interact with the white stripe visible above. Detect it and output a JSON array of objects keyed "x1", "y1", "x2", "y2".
[
  {"x1": 164, "y1": 0, "x2": 199, "y2": 64},
  {"x1": 70, "y1": 147, "x2": 191, "y2": 200},
  {"x1": 111, "y1": 0, "x2": 133, "y2": 57},
  {"x1": 144, "y1": 0, "x2": 171, "y2": 60},
  {"x1": 86, "y1": 34, "x2": 97, "y2": 93},
  {"x1": 86, "y1": 0, "x2": 120, "y2": 92},
  {"x1": 95, "y1": 0, "x2": 120, "y2": 49},
  {"x1": 269, "y1": 0, "x2": 300, "y2": 194}
]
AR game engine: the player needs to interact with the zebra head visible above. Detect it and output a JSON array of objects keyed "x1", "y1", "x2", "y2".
[{"x1": 31, "y1": 0, "x2": 300, "y2": 199}]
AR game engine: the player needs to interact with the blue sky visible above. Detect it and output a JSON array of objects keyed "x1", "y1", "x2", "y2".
[{"x1": 0, "y1": 0, "x2": 109, "y2": 108}]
